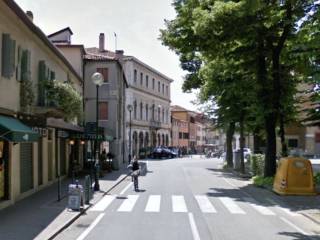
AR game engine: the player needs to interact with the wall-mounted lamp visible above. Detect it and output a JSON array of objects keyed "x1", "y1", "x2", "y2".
[
  {"x1": 80, "y1": 140, "x2": 85, "y2": 145},
  {"x1": 69, "y1": 140, "x2": 75, "y2": 145}
]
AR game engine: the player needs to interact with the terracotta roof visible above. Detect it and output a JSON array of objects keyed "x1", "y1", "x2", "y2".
[
  {"x1": 85, "y1": 47, "x2": 116, "y2": 59},
  {"x1": 47, "y1": 27, "x2": 73, "y2": 38},
  {"x1": 171, "y1": 105, "x2": 189, "y2": 112}
]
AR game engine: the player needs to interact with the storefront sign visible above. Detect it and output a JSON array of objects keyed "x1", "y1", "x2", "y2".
[
  {"x1": 58, "y1": 130, "x2": 69, "y2": 138},
  {"x1": 32, "y1": 127, "x2": 48, "y2": 137}
]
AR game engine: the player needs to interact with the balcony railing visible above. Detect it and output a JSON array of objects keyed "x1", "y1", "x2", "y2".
[{"x1": 150, "y1": 120, "x2": 161, "y2": 129}]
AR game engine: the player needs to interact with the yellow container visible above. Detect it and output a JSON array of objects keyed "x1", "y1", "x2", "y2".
[{"x1": 273, "y1": 157, "x2": 317, "y2": 195}]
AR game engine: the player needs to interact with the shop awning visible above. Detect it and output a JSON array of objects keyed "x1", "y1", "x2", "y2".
[{"x1": 0, "y1": 115, "x2": 40, "y2": 142}]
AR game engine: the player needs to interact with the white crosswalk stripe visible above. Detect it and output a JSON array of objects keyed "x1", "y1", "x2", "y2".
[
  {"x1": 265, "y1": 198, "x2": 300, "y2": 217},
  {"x1": 243, "y1": 197, "x2": 275, "y2": 215},
  {"x1": 145, "y1": 195, "x2": 161, "y2": 212},
  {"x1": 117, "y1": 195, "x2": 139, "y2": 212},
  {"x1": 195, "y1": 195, "x2": 216, "y2": 213},
  {"x1": 219, "y1": 197, "x2": 246, "y2": 214},
  {"x1": 89, "y1": 195, "x2": 116, "y2": 212},
  {"x1": 172, "y1": 195, "x2": 188, "y2": 212}
]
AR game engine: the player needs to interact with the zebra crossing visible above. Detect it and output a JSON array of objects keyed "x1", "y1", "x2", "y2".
[{"x1": 89, "y1": 194, "x2": 299, "y2": 217}]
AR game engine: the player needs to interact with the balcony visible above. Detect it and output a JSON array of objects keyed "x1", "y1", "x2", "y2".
[{"x1": 150, "y1": 120, "x2": 161, "y2": 130}]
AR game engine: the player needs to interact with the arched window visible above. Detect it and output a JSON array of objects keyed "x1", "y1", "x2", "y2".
[
  {"x1": 134, "y1": 69, "x2": 137, "y2": 83},
  {"x1": 152, "y1": 104, "x2": 155, "y2": 120},
  {"x1": 146, "y1": 104, "x2": 149, "y2": 121},
  {"x1": 162, "y1": 109, "x2": 165, "y2": 123},
  {"x1": 140, "y1": 102, "x2": 143, "y2": 120},
  {"x1": 158, "y1": 106, "x2": 161, "y2": 121},
  {"x1": 133, "y1": 101, "x2": 137, "y2": 119}
]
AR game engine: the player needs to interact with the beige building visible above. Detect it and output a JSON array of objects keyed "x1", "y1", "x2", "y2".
[
  {"x1": 0, "y1": 1, "x2": 83, "y2": 209},
  {"x1": 123, "y1": 57, "x2": 172, "y2": 158}
]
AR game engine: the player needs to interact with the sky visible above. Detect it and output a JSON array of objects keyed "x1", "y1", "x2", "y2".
[{"x1": 15, "y1": 0, "x2": 198, "y2": 111}]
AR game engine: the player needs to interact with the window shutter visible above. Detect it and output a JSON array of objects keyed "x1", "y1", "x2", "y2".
[
  {"x1": 38, "y1": 60, "x2": 46, "y2": 106},
  {"x1": 1, "y1": 34, "x2": 11, "y2": 78},
  {"x1": 16, "y1": 46, "x2": 22, "y2": 81},
  {"x1": 97, "y1": 68, "x2": 108, "y2": 82},
  {"x1": 10, "y1": 39, "x2": 16, "y2": 77},
  {"x1": 99, "y1": 102, "x2": 108, "y2": 120},
  {"x1": 26, "y1": 50, "x2": 31, "y2": 81},
  {"x1": 21, "y1": 50, "x2": 31, "y2": 81},
  {"x1": 50, "y1": 71, "x2": 55, "y2": 81}
]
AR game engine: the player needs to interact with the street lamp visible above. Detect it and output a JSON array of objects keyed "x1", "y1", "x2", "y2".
[
  {"x1": 91, "y1": 72, "x2": 104, "y2": 191},
  {"x1": 127, "y1": 104, "x2": 133, "y2": 164}
]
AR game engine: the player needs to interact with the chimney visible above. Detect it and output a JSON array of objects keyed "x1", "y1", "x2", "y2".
[
  {"x1": 99, "y1": 33, "x2": 105, "y2": 52},
  {"x1": 26, "y1": 11, "x2": 33, "y2": 22},
  {"x1": 115, "y1": 50, "x2": 124, "y2": 58}
]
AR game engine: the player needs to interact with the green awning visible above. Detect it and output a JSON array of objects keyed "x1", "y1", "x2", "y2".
[{"x1": 0, "y1": 115, "x2": 40, "y2": 142}]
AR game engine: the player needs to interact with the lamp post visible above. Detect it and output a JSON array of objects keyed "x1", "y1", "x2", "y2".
[
  {"x1": 91, "y1": 72, "x2": 104, "y2": 191},
  {"x1": 127, "y1": 104, "x2": 133, "y2": 164}
]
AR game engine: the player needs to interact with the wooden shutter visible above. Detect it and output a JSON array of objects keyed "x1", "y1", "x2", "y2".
[
  {"x1": 38, "y1": 60, "x2": 46, "y2": 106},
  {"x1": 97, "y1": 68, "x2": 108, "y2": 82},
  {"x1": 99, "y1": 102, "x2": 108, "y2": 120},
  {"x1": 1, "y1": 34, "x2": 11, "y2": 78},
  {"x1": 9, "y1": 39, "x2": 16, "y2": 77}
]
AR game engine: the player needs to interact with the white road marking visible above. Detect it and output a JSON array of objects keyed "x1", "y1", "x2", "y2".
[
  {"x1": 172, "y1": 195, "x2": 188, "y2": 212},
  {"x1": 219, "y1": 197, "x2": 246, "y2": 214},
  {"x1": 145, "y1": 195, "x2": 161, "y2": 212},
  {"x1": 89, "y1": 195, "x2": 116, "y2": 212},
  {"x1": 243, "y1": 197, "x2": 275, "y2": 215},
  {"x1": 188, "y1": 213, "x2": 201, "y2": 240},
  {"x1": 266, "y1": 198, "x2": 300, "y2": 217},
  {"x1": 280, "y1": 217, "x2": 311, "y2": 236},
  {"x1": 120, "y1": 182, "x2": 133, "y2": 195},
  {"x1": 76, "y1": 213, "x2": 105, "y2": 240},
  {"x1": 117, "y1": 195, "x2": 139, "y2": 212},
  {"x1": 195, "y1": 195, "x2": 216, "y2": 213}
]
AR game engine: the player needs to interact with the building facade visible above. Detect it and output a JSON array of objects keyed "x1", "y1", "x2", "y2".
[
  {"x1": 0, "y1": 0, "x2": 83, "y2": 209},
  {"x1": 84, "y1": 33, "x2": 127, "y2": 169},
  {"x1": 171, "y1": 117, "x2": 188, "y2": 149},
  {"x1": 123, "y1": 57, "x2": 172, "y2": 158}
]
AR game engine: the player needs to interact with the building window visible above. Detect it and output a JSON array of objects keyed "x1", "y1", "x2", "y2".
[
  {"x1": 162, "y1": 83, "x2": 164, "y2": 94},
  {"x1": 152, "y1": 104, "x2": 155, "y2": 120},
  {"x1": 158, "y1": 106, "x2": 161, "y2": 121},
  {"x1": 162, "y1": 109, "x2": 165, "y2": 123},
  {"x1": 152, "y1": 78, "x2": 155, "y2": 90},
  {"x1": 179, "y1": 132, "x2": 183, "y2": 139},
  {"x1": 97, "y1": 68, "x2": 108, "y2": 82},
  {"x1": 140, "y1": 102, "x2": 143, "y2": 120},
  {"x1": 99, "y1": 102, "x2": 108, "y2": 120},
  {"x1": 158, "y1": 81, "x2": 160, "y2": 92},
  {"x1": 288, "y1": 139, "x2": 298, "y2": 148},
  {"x1": 183, "y1": 133, "x2": 189, "y2": 139},
  {"x1": 166, "y1": 86, "x2": 169, "y2": 96},
  {"x1": 1, "y1": 33, "x2": 16, "y2": 78},
  {"x1": 140, "y1": 72, "x2": 143, "y2": 85},
  {"x1": 146, "y1": 75, "x2": 149, "y2": 88},
  {"x1": 134, "y1": 69, "x2": 137, "y2": 83},
  {"x1": 146, "y1": 104, "x2": 149, "y2": 120},
  {"x1": 133, "y1": 101, "x2": 137, "y2": 119}
]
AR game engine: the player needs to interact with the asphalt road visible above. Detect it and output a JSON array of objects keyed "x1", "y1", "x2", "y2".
[{"x1": 55, "y1": 156, "x2": 320, "y2": 240}]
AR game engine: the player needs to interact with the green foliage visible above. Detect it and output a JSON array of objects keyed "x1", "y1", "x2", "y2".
[
  {"x1": 251, "y1": 154, "x2": 265, "y2": 176},
  {"x1": 47, "y1": 80, "x2": 82, "y2": 122},
  {"x1": 252, "y1": 176, "x2": 274, "y2": 188}
]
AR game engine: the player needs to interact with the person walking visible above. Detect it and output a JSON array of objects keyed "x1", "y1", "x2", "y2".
[{"x1": 131, "y1": 156, "x2": 140, "y2": 191}]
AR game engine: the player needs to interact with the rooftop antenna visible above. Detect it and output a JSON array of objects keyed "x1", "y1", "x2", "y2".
[{"x1": 114, "y1": 32, "x2": 117, "y2": 51}]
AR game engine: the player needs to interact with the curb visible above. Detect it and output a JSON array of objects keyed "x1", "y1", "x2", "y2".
[{"x1": 48, "y1": 172, "x2": 130, "y2": 240}]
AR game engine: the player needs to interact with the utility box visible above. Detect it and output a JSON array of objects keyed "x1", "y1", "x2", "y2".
[
  {"x1": 68, "y1": 183, "x2": 84, "y2": 210},
  {"x1": 273, "y1": 157, "x2": 317, "y2": 196}
]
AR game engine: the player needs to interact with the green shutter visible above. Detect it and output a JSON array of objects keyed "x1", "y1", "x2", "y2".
[
  {"x1": 10, "y1": 39, "x2": 16, "y2": 77},
  {"x1": 16, "y1": 46, "x2": 22, "y2": 81},
  {"x1": 38, "y1": 60, "x2": 46, "y2": 106},
  {"x1": 21, "y1": 50, "x2": 28, "y2": 81},
  {"x1": 1, "y1": 34, "x2": 11, "y2": 78},
  {"x1": 26, "y1": 50, "x2": 31, "y2": 81},
  {"x1": 50, "y1": 71, "x2": 55, "y2": 81}
]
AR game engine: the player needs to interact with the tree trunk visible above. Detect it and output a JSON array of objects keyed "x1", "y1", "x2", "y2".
[
  {"x1": 279, "y1": 113, "x2": 288, "y2": 157},
  {"x1": 226, "y1": 122, "x2": 235, "y2": 168},
  {"x1": 239, "y1": 113, "x2": 245, "y2": 174},
  {"x1": 264, "y1": 113, "x2": 277, "y2": 177}
]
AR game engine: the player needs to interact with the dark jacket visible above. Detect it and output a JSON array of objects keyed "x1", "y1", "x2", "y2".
[{"x1": 132, "y1": 161, "x2": 139, "y2": 171}]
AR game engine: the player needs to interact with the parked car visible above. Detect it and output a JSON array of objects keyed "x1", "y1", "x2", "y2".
[{"x1": 152, "y1": 147, "x2": 177, "y2": 159}]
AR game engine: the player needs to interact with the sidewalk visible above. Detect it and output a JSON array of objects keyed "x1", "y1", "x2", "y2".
[{"x1": 0, "y1": 166, "x2": 130, "y2": 240}]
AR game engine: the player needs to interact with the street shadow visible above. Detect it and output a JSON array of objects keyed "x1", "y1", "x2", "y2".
[
  {"x1": 278, "y1": 231, "x2": 320, "y2": 240},
  {"x1": 204, "y1": 167, "x2": 320, "y2": 215},
  {"x1": 135, "y1": 189, "x2": 146, "y2": 193},
  {"x1": 116, "y1": 196, "x2": 128, "y2": 200}
]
